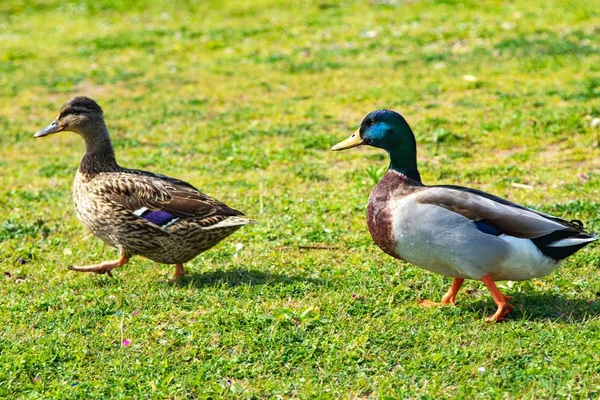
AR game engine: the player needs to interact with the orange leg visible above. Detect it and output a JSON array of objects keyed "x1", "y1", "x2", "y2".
[
  {"x1": 419, "y1": 277, "x2": 465, "y2": 307},
  {"x1": 481, "y1": 274, "x2": 513, "y2": 322},
  {"x1": 168, "y1": 264, "x2": 187, "y2": 283},
  {"x1": 68, "y1": 256, "x2": 129, "y2": 278}
]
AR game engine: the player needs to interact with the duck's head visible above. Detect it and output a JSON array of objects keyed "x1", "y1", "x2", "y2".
[
  {"x1": 34, "y1": 96, "x2": 104, "y2": 138},
  {"x1": 332, "y1": 109, "x2": 420, "y2": 180},
  {"x1": 331, "y1": 109, "x2": 413, "y2": 152}
]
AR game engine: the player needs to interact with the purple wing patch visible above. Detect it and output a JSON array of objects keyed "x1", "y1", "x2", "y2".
[
  {"x1": 144, "y1": 210, "x2": 176, "y2": 226},
  {"x1": 134, "y1": 207, "x2": 179, "y2": 228}
]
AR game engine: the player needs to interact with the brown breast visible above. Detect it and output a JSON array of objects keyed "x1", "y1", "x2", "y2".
[{"x1": 366, "y1": 170, "x2": 424, "y2": 260}]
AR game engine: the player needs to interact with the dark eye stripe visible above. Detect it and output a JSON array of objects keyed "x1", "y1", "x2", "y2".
[{"x1": 60, "y1": 106, "x2": 95, "y2": 118}]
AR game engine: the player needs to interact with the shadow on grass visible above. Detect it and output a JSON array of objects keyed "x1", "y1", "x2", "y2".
[
  {"x1": 470, "y1": 292, "x2": 600, "y2": 323},
  {"x1": 175, "y1": 267, "x2": 323, "y2": 289}
]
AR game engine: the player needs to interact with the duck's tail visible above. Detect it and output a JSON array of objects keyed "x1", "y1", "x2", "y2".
[
  {"x1": 532, "y1": 231, "x2": 598, "y2": 260},
  {"x1": 206, "y1": 216, "x2": 255, "y2": 230}
]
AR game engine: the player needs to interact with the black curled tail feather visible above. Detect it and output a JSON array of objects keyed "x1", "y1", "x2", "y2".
[{"x1": 532, "y1": 230, "x2": 598, "y2": 261}]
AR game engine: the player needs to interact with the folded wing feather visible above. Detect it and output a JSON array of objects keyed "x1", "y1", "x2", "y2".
[
  {"x1": 93, "y1": 170, "x2": 244, "y2": 226},
  {"x1": 415, "y1": 186, "x2": 585, "y2": 239}
]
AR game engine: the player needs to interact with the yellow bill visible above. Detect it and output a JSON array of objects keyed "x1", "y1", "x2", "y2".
[{"x1": 331, "y1": 129, "x2": 364, "y2": 151}]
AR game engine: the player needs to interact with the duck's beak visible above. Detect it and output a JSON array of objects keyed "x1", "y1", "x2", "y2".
[
  {"x1": 34, "y1": 119, "x2": 63, "y2": 138},
  {"x1": 331, "y1": 129, "x2": 364, "y2": 151}
]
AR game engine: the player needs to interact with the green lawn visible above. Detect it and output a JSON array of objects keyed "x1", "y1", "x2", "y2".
[{"x1": 1, "y1": 0, "x2": 599, "y2": 397}]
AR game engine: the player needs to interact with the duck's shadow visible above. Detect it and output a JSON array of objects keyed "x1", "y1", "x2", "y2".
[
  {"x1": 175, "y1": 267, "x2": 323, "y2": 289},
  {"x1": 469, "y1": 292, "x2": 600, "y2": 323}
]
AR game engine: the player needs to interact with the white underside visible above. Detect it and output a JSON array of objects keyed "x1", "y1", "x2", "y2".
[
  {"x1": 390, "y1": 201, "x2": 560, "y2": 281},
  {"x1": 492, "y1": 235, "x2": 558, "y2": 281}
]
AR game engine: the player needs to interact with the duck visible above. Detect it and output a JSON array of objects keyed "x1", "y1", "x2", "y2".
[
  {"x1": 34, "y1": 96, "x2": 253, "y2": 281},
  {"x1": 332, "y1": 109, "x2": 597, "y2": 322}
]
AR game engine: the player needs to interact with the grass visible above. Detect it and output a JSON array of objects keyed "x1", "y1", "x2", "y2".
[{"x1": 1, "y1": 0, "x2": 600, "y2": 397}]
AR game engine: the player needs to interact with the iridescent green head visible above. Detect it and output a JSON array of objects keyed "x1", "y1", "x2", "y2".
[{"x1": 332, "y1": 109, "x2": 420, "y2": 180}]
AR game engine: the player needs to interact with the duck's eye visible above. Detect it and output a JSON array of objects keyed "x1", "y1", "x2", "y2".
[{"x1": 365, "y1": 119, "x2": 373, "y2": 127}]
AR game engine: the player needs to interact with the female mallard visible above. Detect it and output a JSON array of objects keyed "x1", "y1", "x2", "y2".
[
  {"x1": 332, "y1": 109, "x2": 597, "y2": 322},
  {"x1": 34, "y1": 96, "x2": 253, "y2": 281}
]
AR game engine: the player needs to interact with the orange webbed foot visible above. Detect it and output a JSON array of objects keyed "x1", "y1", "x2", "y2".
[
  {"x1": 481, "y1": 274, "x2": 514, "y2": 323},
  {"x1": 418, "y1": 278, "x2": 464, "y2": 307},
  {"x1": 167, "y1": 264, "x2": 187, "y2": 283},
  {"x1": 485, "y1": 302, "x2": 514, "y2": 322},
  {"x1": 418, "y1": 299, "x2": 447, "y2": 307},
  {"x1": 68, "y1": 256, "x2": 129, "y2": 277}
]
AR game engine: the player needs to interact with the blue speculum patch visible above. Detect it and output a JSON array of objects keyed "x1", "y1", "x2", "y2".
[
  {"x1": 142, "y1": 210, "x2": 178, "y2": 226},
  {"x1": 474, "y1": 220, "x2": 502, "y2": 236}
]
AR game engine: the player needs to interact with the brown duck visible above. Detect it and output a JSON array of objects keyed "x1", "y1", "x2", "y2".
[{"x1": 34, "y1": 96, "x2": 253, "y2": 281}]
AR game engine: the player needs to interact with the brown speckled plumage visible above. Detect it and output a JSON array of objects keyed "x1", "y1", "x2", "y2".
[{"x1": 35, "y1": 96, "x2": 253, "y2": 280}]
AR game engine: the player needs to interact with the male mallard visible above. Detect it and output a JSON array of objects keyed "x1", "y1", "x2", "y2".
[
  {"x1": 34, "y1": 96, "x2": 252, "y2": 281},
  {"x1": 332, "y1": 109, "x2": 597, "y2": 322}
]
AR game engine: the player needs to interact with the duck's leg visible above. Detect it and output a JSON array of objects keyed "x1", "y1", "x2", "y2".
[
  {"x1": 68, "y1": 256, "x2": 129, "y2": 278},
  {"x1": 419, "y1": 277, "x2": 465, "y2": 307},
  {"x1": 481, "y1": 274, "x2": 513, "y2": 322},
  {"x1": 168, "y1": 264, "x2": 187, "y2": 283}
]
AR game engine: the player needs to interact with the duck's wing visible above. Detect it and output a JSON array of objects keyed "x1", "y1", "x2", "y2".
[
  {"x1": 92, "y1": 169, "x2": 244, "y2": 229},
  {"x1": 414, "y1": 185, "x2": 597, "y2": 260}
]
